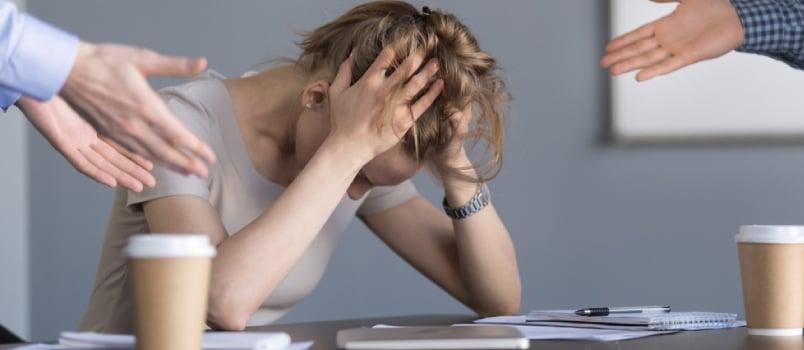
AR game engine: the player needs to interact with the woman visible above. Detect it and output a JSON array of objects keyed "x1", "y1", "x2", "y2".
[{"x1": 81, "y1": 1, "x2": 520, "y2": 332}]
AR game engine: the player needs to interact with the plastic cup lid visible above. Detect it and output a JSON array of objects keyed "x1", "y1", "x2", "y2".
[
  {"x1": 747, "y1": 328, "x2": 803, "y2": 336},
  {"x1": 735, "y1": 225, "x2": 804, "y2": 244},
  {"x1": 123, "y1": 234, "x2": 216, "y2": 258}
]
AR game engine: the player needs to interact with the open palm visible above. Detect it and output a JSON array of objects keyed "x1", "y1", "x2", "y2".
[
  {"x1": 601, "y1": 0, "x2": 744, "y2": 81},
  {"x1": 18, "y1": 96, "x2": 155, "y2": 192}
]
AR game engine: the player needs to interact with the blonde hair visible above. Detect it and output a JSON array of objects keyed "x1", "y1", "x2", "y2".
[{"x1": 297, "y1": 1, "x2": 509, "y2": 181}]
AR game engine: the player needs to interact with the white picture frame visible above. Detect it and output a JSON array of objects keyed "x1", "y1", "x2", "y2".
[{"x1": 610, "y1": 0, "x2": 804, "y2": 143}]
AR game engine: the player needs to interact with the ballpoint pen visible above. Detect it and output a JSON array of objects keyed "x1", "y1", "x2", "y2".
[{"x1": 574, "y1": 305, "x2": 671, "y2": 316}]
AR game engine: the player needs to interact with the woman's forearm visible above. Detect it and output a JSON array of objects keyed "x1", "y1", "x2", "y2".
[
  {"x1": 208, "y1": 138, "x2": 367, "y2": 329},
  {"x1": 451, "y1": 203, "x2": 521, "y2": 316},
  {"x1": 443, "y1": 155, "x2": 521, "y2": 316}
]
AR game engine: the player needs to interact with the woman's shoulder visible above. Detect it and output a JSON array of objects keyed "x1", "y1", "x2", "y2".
[
  {"x1": 156, "y1": 69, "x2": 232, "y2": 134},
  {"x1": 159, "y1": 69, "x2": 227, "y2": 97}
]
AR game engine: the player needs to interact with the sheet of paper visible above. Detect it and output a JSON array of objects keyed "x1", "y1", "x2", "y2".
[
  {"x1": 468, "y1": 315, "x2": 676, "y2": 341},
  {"x1": 12, "y1": 343, "x2": 313, "y2": 350},
  {"x1": 284, "y1": 341, "x2": 314, "y2": 350},
  {"x1": 59, "y1": 331, "x2": 292, "y2": 349},
  {"x1": 372, "y1": 324, "x2": 403, "y2": 328},
  {"x1": 13, "y1": 332, "x2": 313, "y2": 350}
]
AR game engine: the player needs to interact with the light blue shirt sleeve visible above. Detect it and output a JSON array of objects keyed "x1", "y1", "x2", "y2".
[
  {"x1": 0, "y1": 1, "x2": 79, "y2": 108},
  {"x1": 0, "y1": 85, "x2": 19, "y2": 107}
]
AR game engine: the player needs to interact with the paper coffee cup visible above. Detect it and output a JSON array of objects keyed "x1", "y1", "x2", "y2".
[
  {"x1": 736, "y1": 225, "x2": 804, "y2": 336},
  {"x1": 125, "y1": 234, "x2": 216, "y2": 350}
]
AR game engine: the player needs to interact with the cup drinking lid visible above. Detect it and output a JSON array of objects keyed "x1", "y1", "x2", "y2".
[
  {"x1": 735, "y1": 225, "x2": 804, "y2": 244},
  {"x1": 123, "y1": 234, "x2": 216, "y2": 258}
]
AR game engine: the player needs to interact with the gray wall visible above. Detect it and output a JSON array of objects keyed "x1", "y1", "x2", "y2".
[
  {"x1": 0, "y1": 89, "x2": 29, "y2": 339},
  {"x1": 0, "y1": 1, "x2": 29, "y2": 336},
  {"x1": 23, "y1": 0, "x2": 804, "y2": 341}
]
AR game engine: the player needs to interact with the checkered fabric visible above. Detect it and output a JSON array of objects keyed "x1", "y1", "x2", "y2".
[{"x1": 731, "y1": 0, "x2": 804, "y2": 69}]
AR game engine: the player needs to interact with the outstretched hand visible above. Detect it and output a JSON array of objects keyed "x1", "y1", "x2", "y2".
[
  {"x1": 59, "y1": 42, "x2": 216, "y2": 178},
  {"x1": 17, "y1": 96, "x2": 156, "y2": 192},
  {"x1": 601, "y1": 0, "x2": 744, "y2": 81}
]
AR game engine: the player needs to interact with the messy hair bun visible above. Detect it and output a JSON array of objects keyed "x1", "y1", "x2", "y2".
[{"x1": 297, "y1": 1, "x2": 509, "y2": 182}]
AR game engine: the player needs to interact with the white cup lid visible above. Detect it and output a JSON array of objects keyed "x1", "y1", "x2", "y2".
[
  {"x1": 123, "y1": 234, "x2": 216, "y2": 258},
  {"x1": 747, "y1": 328, "x2": 804, "y2": 336},
  {"x1": 735, "y1": 225, "x2": 804, "y2": 244}
]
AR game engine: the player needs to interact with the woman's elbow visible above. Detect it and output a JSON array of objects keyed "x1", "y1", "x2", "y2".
[
  {"x1": 475, "y1": 289, "x2": 521, "y2": 317},
  {"x1": 477, "y1": 298, "x2": 520, "y2": 317},
  {"x1": 497, "y1": 298, "x2": 521, "y2": 316},
  {"x1": 207, "y1": 290, "x2": 253, "y2": 331},
  {"x1": 207, "y1": 306, "x2": 250, "y2": 331}
]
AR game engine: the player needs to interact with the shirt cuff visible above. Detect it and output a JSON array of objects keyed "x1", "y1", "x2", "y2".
[
  {"x1": 731, "y1": 0, "x2": 803, "y2": 54},
  {"x1": 0, "y1": 86, "x2": 20, "y2": 110},
  {"x1": 2, "y1": 14, "x2": 79, "y2": 101}
]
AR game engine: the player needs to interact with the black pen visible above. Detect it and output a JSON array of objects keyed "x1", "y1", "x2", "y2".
[{"x1": 574, "y1": 305, "x2": 671, "y2": 316}]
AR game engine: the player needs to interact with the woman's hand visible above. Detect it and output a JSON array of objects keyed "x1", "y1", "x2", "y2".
[
  {"x1": 601, "y1": 0, "x2": 744, "y2": 81},
  {"x1": 435, "y1": 103, "x2": 473, "y2": 173},
  {"x1": 17, "y1": 96, "x2": 156, "y2": 192},
  {"x1": 431, "y1": 103, "x2": 478, "y2": 204},
  {"x1": 326, "y1": 48, "x2": 444, "y2": 162}
]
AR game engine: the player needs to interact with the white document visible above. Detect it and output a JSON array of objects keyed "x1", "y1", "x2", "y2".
[
  {"x1": 13, "y1": 344, "x2": 313, "y2": 350},
  {"x1": 13, "y1": 331, "x2": 313, "y2": 350},
  {"x1": 469, "y1": 316, "x2": 677, "y2": 341}
]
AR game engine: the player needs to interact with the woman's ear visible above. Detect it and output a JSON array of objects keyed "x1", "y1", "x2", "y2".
[{"x1": 301, "y1": 80, "x2": 331, "y2": 110}]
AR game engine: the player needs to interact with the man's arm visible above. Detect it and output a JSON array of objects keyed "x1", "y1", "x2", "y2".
[
  {"x1": 0, "y1": 0, "x2": 217, "y2": 179},
  {"x1": 732, "y1": 0, "x2": 804, "y2": 69},
  {"x1": 600, "y1": 0, "x2": 804, "y2": 81},
  {"x1": 0, "y1": 0, "x2": 78, "y2": 106},
  {"x1": 16, "y1": 95, "x2": 155, "y2": 192},
  {"x1": 0, "y1": 86, "x2": 19, "y2": 109}
]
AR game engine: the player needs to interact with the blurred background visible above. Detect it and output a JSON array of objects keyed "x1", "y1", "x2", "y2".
[{"x1": 4, "y1": 0, "x2": 804, "y2": 342}]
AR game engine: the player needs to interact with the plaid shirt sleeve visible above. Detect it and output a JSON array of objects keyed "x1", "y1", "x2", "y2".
[{"x1": 730, "y1": 0, "x2": 804, "y2": 69}]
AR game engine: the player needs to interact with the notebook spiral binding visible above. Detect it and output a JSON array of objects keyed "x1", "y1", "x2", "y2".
[{"x1": 647, "y1": 312, "x2": 738, "y2": 330}]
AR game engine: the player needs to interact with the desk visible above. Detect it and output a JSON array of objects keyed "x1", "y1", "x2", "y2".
[
  {"x1": 2, "y1": 314, "x2": 801, "y2": 350},
  {"x1": 246, "y1": 314, "x2": 798, "y2": 350}
]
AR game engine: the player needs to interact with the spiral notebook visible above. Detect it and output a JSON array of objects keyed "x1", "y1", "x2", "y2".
[{"x1": 527, "y1": 310, "x2": 742, "y2": 331}]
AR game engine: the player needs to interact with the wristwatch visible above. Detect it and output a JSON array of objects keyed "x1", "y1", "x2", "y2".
[{"x1": 442, "y1": 184, "x2": 490, "y2": 220}]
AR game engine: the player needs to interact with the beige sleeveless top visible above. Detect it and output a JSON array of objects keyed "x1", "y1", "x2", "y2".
[{"x1": 80, "y1": 71, "x2": 417, "y2": 333}]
